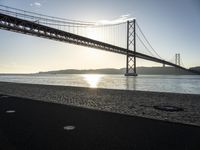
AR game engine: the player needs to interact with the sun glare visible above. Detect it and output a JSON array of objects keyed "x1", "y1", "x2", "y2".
[{"x1": 82, "y1": 74, "x2": 103, "y2": 88}]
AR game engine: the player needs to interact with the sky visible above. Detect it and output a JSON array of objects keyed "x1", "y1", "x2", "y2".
[{"x1": 0, "y1": 0, "x2": 200, "y2": 73}]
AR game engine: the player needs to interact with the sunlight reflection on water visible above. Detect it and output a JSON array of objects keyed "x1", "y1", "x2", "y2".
[
  {"x1": 82, "y1": 74, "x2": 104, "y2": 88},
  {"x1": 0, "y1": 74, "x2": 200, "y2": 94}
]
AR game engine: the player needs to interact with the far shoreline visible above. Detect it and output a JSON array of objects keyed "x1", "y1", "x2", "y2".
[{"x1": 1, "y1": 66, "x2": 200, "y2": 75}]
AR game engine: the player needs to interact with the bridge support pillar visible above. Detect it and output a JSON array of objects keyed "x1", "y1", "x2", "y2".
[
  {"x1": 175, "y1": 53, "x2": 180, "y2": 66},
  {"x1": 125, "y1": 19, "x2": 137, "y2": 76}
]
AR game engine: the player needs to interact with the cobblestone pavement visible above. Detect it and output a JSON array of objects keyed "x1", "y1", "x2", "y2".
[{"x1": 0, "y1": 81, "x2": 200, "y2": 126}]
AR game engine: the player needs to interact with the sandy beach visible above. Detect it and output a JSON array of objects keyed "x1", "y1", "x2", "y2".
[{"x1": 0, "y1": 81, "x2": 200, "y2": 126}]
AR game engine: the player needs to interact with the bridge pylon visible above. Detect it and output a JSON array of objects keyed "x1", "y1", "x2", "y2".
[
  {"x1": 175, "y1": 53, "x2": 180, "y2": 66},
  {"x1": 125, "y1": 19, "x2": 137, "y2": 76}
]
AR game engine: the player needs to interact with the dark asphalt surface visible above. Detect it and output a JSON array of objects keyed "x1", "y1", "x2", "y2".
[{"x1": 0, "y1": 94, "x2": 200, "y2": 150}]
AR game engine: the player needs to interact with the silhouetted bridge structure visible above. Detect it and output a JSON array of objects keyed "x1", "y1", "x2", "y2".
[{"x1": 0, "y1": 5, "x2": 199, "y2": 75}]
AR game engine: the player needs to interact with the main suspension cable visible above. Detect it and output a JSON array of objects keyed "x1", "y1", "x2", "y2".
[{"x1": 136, "y1": 22, "x2": 162, "y2": 59}]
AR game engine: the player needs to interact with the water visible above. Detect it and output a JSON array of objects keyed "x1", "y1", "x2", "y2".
[{"x1": 0, "y1": 74, "x2": 200, "y2": 94}]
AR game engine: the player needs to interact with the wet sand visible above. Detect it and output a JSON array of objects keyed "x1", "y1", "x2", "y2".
[
  {"x1": 0, "y1": 81, "x2": 200, "y2": 126},
  {"x1": 0, "y1": 94, "x2": 200, "y2": 150}
]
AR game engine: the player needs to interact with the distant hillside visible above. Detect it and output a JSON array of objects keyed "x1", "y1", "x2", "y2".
[
  {"x1": 189, "y1": 66, "x2": 200, "y2": 72},
  {"x1": 38, "y1": 67, "x2": 198, "y2": 75},
  {"x1": 39, "y1": 68, "x2": 122, "y2": 74},
  {"x1": 188, "y1": 66, "x2": 200, "y2": 74},
  {"x1": 136, "y1": 67, "x2": 195, "y2": 75}
]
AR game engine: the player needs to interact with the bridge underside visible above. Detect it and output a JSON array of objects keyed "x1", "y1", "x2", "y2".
[{"x1": 0, "y1": 13, "x2": 197, "y2": 74}]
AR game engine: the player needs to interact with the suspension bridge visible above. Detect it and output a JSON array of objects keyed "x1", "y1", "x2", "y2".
[{"x1": 0, "y1": 5, "x2": 199, "y2": 75}]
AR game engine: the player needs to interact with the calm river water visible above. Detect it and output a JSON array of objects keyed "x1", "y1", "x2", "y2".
[{"x1": 0, "y1": 74, "x2": 199, "y2": 94}]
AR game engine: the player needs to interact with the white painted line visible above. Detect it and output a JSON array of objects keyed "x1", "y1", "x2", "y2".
[
  {"x1": 5, "y1": 110, "x2": 16, "y2": 113},
  {"x1": 0, "y1": 96, "x2": 10, "y2": 98},
  {"x1": 63, "y1": 125, "x2": 75, "y2": 131}
]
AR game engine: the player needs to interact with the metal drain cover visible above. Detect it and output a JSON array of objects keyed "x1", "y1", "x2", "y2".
[{"x1": 153, "y1": 105, "x2": 184, "y2": 112}]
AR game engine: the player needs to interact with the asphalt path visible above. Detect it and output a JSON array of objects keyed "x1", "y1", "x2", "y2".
[{"x1": 0, "y1": 94, "x2": 200, "y2": 150}]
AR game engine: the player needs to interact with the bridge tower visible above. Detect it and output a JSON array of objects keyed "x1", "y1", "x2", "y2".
[
  {"x1": 175, "y1": 53, "x2": 180, "y2": 66},
  {"x1": 125, "y1": 19, "x2": 137, "y2": 76}
]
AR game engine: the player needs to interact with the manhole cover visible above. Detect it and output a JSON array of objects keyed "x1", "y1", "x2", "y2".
[{"x1": 153, "y1": 105, "x2": 184, "y2": 112}]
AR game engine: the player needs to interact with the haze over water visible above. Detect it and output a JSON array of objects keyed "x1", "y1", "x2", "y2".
[{"x1": 0, "y1": 74, "x2": 199, "y2": 94}]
